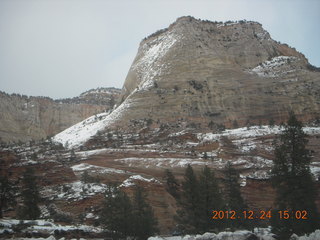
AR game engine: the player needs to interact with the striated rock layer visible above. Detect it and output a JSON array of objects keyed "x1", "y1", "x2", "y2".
[
  {"x1": 108, "y1": 16, "x2": 320, "y2": 132},
  {"x1": 0, "y1": 88, "x2": 120, "y2": 143}
]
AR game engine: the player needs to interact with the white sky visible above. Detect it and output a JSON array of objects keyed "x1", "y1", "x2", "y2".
[{"x1": 0, "y1": 0, "x2": 319, "y2": 99}]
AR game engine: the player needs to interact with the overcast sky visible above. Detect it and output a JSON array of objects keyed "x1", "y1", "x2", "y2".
[{"x1": 0, "y1": 0, "x2": 319, "y2": 99}]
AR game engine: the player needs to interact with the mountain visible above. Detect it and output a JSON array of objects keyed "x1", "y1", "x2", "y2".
[
  {"x1": 54, "y1": 16, "x2": 320, "y2": 147},
  {"x1": 117, "y1": 16, "x2": 320, "y2": 130},
  {"x1": 0, "y1": 87, "x2": 121, "y2": 143},
  {"x1": 1, "y1": 17, "x2": 320, "y2": 238}
]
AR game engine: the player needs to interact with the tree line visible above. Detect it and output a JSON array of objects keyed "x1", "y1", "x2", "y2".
[
  {"x1": 165, "y1": 163, "x2": 248, "y2": 234},
  {"x1": 163, "y1": 112, "x2": 320, "y2": 240}
]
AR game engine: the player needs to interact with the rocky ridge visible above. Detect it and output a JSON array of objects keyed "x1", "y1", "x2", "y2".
[{"x1": 0, "y1": 88, "x2": 121, "y2": 143}]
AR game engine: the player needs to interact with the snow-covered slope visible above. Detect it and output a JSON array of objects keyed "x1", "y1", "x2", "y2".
[{"x1": 52, "y1": 99, "x2": 132, "y2": 148}]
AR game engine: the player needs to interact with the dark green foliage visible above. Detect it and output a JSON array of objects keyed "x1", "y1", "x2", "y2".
[
  {"x1": 81, "y1": 170, "x2": 90, "y2": 183},
  {"x1": 100, "y1": 184, "x2": 133, "y2": 238},
  {"x1": 164, "y1": 169, "x2": 179, "y2": 199},
  {"x1": 202, "y1": 152, "x2": 208, "y2": 159},
  {"x1": 69, "y1": 150, "x2": 76, "y2": 161},
  {"x1": 269, "y1": 118, "x2": 275, "y2": 127},
  {"x1": 0, "y1": 175, "x2": 16, "y2": 218},
  {"x1": 198, "y1": 165, "x2": 223, "y2": 232},
  {"x1": 19, "y1": 168, "x2": 41, "y2": 220},
  {"x1": 100, "y1": 185, "x2": 157, "y2": 240},
  {"x1": 132, "y1": 186, "x2": 158, "y2": 240},
  {"x1": 188, "y1": 80, "x2": 203, "y2": 91},
  {"x1": 208, "y1": 121, "x2": 215, "y2": 130},
  {"x1": 223, "y1": 162, "x2": 247, "y2": 229},
  {"x1": 80, "y1": 170, "x2": 100, "y2": 184},
  {"x1": 233, "y1": 120, "x2": 239, "y2": 128},
  {"x1": 271, "y1": 112, "x2": 320, "y2": 239},
  {"x1": 306, "y1": 63, "x2": 320, "y2": 72},
  {"x1": 180, "y1": 164, "x2": 200, "y2": 233},
  {"x1": 179, "y1": 165, "x2": 225, "y2": 233}
]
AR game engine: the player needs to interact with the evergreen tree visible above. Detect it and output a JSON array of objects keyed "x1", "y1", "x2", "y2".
[
  {"x1": 81, "y1": 170, "x2": 91, "y2": 183},
  {"x1": 0, "y1": 159, "x2": 16, "y2": 218},
  {"x1": 164, "y1": 169, "x2": 179, "y2": 199},
  {"x1": 69, "y1": 149, "x2": 76, "y2": 162},
  {"x1": 132, "y1": 186, "x2": 158, "y2": 240},
  {"x1": 20, "y1": 168, "x2": 41, "y2": 219},
  {"x1": 100, "y1": 184, "x2": 133, "y2": 238},
  {"x1": 0, "y1": 175, "x2": 16, "y2": 218},
  {"x1": 223, "y1": 162, "x2": 247, "y2": 229},
  {"x1": 179, "y1": 164, "x2": 200, "y2": 233},
  {"x1": 198, "y1": 165, "x2": 223, "y2": 232},
  {"x1": 271, "y1": 112, "x2": 320, "y2": 239}
]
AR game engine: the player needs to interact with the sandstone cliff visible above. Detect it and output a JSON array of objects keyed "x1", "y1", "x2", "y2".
[
  {"x1": 108, "y1": 16, "x2": 320, "y2": 132},
  {"x1": 0, "y1": 88, "x2": 120, "y2": 143}
]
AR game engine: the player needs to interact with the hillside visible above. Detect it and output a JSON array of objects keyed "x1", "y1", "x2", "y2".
[{"x1": 0, "y1": 88, "x2": 121, "y2": 143}]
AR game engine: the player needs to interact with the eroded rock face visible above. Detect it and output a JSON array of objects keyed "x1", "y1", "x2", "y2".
[
  {"x1": 0, "y1": 88, "x2": 120, "y2": 143},
  {"x1": 112, "y1": 16, "x2": 320, "y2": 131}
]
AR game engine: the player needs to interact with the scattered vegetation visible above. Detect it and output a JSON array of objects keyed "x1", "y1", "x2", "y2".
[
  {"x1": 100, "y1": 184, "x2": 158, "y2": 240},
  {"x1": 271, "y1": 112, "x2": 320, "y2": 239}
]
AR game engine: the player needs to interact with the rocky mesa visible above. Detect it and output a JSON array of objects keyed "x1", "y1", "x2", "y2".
[
  {"x1": 103, "y1": 16, "x2": 320, "y2": 133},
  {"x1": 0, "y1": 88, "x2": 121, "y2": 143}
]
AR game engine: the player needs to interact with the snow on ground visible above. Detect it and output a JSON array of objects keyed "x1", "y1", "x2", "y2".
[
  {"x1": 310, "y1": 164, "x2": 320, "y2": 179},
  {"x1": 149, "y1": 228, "x2": 276, "y2": 240},
  {"x1": 197, "y1": 125, "x2": 320, "y2": 143},
  {"x1": 120, "y1": 174, "x2": 160, "y2": 188},
  {"x1": 250, "y1": 56, "x2": 298, "y2": 78},
  {"x1": 41, "y1": 181, "x2": 109, "y2": 201},
  {"x1": 71, "y1": 163, "x2": 126, "y2": 175},
  {"x1": 232, "y1": 156, "x2": 272, "y2": 169},
  {"x1": 149, "y1": 229, "x2": 320, "y2": 240},
  {"x1": 76, "y1": 148, "x2": 110, "y2": 158},
  {"x1": 232, "y1": 138, "x2": 257, "y2": 153},
  {"x1": 133, "y1": 32, "x2": 179, "y2": 91},
  {"x1": 52, "y1": 99, "x2": 133, "y2": 149},
  {"x1": 0, "y1": 218, "x2": 103, "y2": 236},
  {"x1": 115, "y1": 157, "x2": 207, "y2": 168},
  {"x1": 297, "y1": 230, "x2": 320, "y2": 240}
]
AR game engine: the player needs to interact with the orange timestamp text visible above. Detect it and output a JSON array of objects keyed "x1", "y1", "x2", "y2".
[{"x1": 212, "y1": 210, "x2": 308, "y2": 220}]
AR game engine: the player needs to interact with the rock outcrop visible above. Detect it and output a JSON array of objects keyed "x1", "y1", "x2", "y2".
[
  {"x1": 108, "y1": 16, "x2": 320, "y2": 132},
  {"x1": 0, "y1": 88, "x2": 120, "y2": 143}
]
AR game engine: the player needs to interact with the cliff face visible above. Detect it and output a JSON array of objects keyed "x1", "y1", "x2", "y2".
[
  {"x1": 0, "y1": 88, "x2": 121, "y2": 143},
  {"x1": 112, "y1": 16, "x2": 319, "y2": 131}
]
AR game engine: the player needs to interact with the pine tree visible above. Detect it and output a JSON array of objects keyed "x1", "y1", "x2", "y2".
[
  {"x1": 0, "y1": 175, "x2": 16, "y2": 218},
  {"x1": 81, "y1": 170, "x2": 91, "y2": 183},
  {"x1": 223, "y1": 161, "x2": 247, "y2": 229},
  {"x1": 198, "y1": 165, "x2": 223, "y2": 232},
  {"x1": 100, "y1": 184, "x2": 133, "y2": 238},
  {"x1": 179, "y1": 164, "x2": 200, "y2": 233},
  {"x1": 132, "y1": 186, "x2": 158, "y2": 240},
  {"x1": 20, "y1": 168, "x2": 41, "y2": 219},
  {"x1": 271, "y1": 112, "x2": 320, "y2": 239},
  {"x1": 164, "y1": 169, "x2": 179, "y2": 199},
  {"x1": 0, "y1": 159, "x2": 16, "y2": 218}
]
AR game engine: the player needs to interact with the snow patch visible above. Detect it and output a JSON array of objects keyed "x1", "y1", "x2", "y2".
[
  {"x1": 71, "y1": 163, "x2": 126, "y2": 174},
  {"x1": 42, "y1": 181, "x2": 109, "y2": 201},
  {"x1": 115, "y1": 157, "x2": 207, "y2": 168},
  {"x1": 120, "y1": 175, "x2": 160, "y2": 188},
  {"x1": 198, "y1": 125, "x2": 320, "y2": 143},
  {"x1": 52, "y1": 99, "x2": 133, "y2": 149},
  {"x1": 250, "y1": 56, "x2": 298, "y2": 78},
  {"x1": 0, "y1": 218, "x2": 104, "y2": 237},
  {"x1": 133, "y1": 32, "x2": 179, "y2": 91}
]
